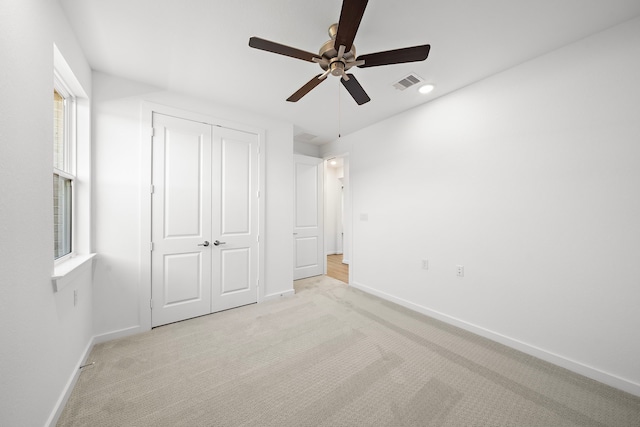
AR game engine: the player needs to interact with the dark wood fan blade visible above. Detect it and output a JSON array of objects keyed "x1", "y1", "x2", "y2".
[
  {"x1": 335, "y1": 0, "x2": 368, "y2": 52},
  {"x1": 341, "y1": 74, "x2": 370, "y2": 105},
  {"x1": 249, "y1": 37, "x2": 319, "y2": 63},
  {"x1": 287, "y1": 75, "x2": 326, "y2": 102},
  {"x1": 357, "y1": 44, "x2": 431, "y2": 68}
]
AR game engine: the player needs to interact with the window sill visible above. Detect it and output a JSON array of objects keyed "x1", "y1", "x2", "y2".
[{"x1": 52, "y1": 253, "x2": 96, "y2": 292}]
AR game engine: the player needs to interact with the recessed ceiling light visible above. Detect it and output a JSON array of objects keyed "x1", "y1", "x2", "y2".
[
  {"x1": 330, "y1": 160, "x2": 337, "y2": 166},
  {"x1": 419, "y1": 84, "x2": 435, "y2": 94}
]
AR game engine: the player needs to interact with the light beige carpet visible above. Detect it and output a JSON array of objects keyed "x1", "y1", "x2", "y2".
[{"x1": 58, "y1": 276, "x2": 640, "y2": 426}]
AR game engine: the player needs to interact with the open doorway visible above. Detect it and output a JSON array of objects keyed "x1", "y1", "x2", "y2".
[
  {"x1": 327, "y1": 254, "x2": 349, "y2": 283},
  {"x1": 324, "y1": 156, "x2": 350, "y2": 283}
]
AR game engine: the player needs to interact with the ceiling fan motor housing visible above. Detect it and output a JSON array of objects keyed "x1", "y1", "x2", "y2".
[{"x1": 319, "y1": 23, "x2": 357, "y2": 74}]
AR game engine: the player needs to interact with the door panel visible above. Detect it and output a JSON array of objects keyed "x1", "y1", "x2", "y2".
[
  {"x1": 152, "y1": 113, "x2": 212, "y2": 327},
  {"x1": 221, "y1": 248, "x2": 251, "y2": 294},
  {"x1": 221, "y1": 138, "x2": 251, "y2": 234},
  {"x1": 164, "y1": 252, "x2": 203, "y2": 304},
  {"x1": 293, "y1": 155, "x2": 324, "y2": 280},
  {"x1": 212, "y1": 127, "x2": 259, "y2": 312},
  {"x1": 295, "y1": 162, "x2": 319, "y2": 226},
  {"x1": 163, "y1": 132, "x2": 205, "y2": 237},
  {"x1": 295, "y1": 237, "x2": 319, "y2": 267}
]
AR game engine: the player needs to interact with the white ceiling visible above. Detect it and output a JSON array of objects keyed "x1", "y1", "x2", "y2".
[{"x1": 59, "y1": 0, "x2": 640, "y2": 145}]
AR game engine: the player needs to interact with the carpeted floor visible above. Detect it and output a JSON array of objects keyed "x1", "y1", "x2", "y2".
[{"x1": 57, "y1": 276, "x2": 640, "y2": 426}]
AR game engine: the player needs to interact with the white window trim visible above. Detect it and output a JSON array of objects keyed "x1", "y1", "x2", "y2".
[
  {"x1": 52, "y1": 253, "x2": 96, "y2": 292},
  {"x1": 52, "y1": 43, "x2": 94, "y2": 291}
]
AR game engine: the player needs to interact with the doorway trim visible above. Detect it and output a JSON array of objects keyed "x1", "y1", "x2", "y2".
[{"x1": 140, "y1": 102, "x2": 266, "y2": 331}]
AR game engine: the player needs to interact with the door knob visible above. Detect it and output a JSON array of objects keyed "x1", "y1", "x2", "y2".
[
  {"x1": 213, "y1": 240, "x2": 226, "y2": 246},
  {"x1": 198, "y1": 241, "x2": 210, "y2": 247}
]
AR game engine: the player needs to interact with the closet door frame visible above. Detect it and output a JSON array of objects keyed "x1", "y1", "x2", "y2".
[{"x1": 140, "y1": 102, "x2": 266, "y2": 332}]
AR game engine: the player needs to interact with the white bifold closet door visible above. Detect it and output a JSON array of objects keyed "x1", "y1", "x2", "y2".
[{"x1": 151, "y1": 113, "x2": 259, "y2": 327}]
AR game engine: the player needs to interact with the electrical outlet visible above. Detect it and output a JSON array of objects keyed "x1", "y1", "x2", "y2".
[
  {"x1": 421, "y1": 259, "x2": 429, "y2": 270},
  {"x1": 73, "y1": 290, "x2": 78, "y2": 306},
  {"x1": 456, "y1": 265, "x2": 464, "y2": 277}
]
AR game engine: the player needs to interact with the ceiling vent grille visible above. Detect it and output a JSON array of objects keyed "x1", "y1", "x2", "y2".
[{"x1": 393, "y1": 73, "x2": 424, "y2": 91}]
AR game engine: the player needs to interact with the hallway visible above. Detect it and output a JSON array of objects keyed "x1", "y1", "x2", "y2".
[{"x1": 326, "y1": 254, "x2": 349, "y2": 284}]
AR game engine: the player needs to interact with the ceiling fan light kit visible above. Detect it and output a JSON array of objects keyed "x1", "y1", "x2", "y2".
[{"x1": 248, "y1": 0, "x2": 431, "y2": 105}]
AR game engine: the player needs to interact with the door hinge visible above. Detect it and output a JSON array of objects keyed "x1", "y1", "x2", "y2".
[
  {"x1": 257, "y1": 234, "x2": 260, "y2": 243},
  {"x1": 257, "y1": 190, "x2": 260, "y2": 198},
  {"x1": 150, "y1": 184, "x2": 155, "y2": 194},
  {"x1": 151, "y1": 127, "x2": 156, "y2": 137},
  {"x1": 150, "y1": 299, "x2": 153, "y2": 309},
  {"x1": 150, "y1": 242, "x2": 154, "y2": 251}
]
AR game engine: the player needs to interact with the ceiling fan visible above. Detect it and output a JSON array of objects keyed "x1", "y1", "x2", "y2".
[{"x1": 248, "y1": 0, "x2": 431, "y2": 105}]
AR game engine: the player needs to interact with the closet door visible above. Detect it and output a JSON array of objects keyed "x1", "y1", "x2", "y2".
[
  {"x1": 151, "y1": 113, "x2": 213, "y2": 327},
  {"x1": 211, "y1": 127, "x2": 259, "y2": 313},
  {"x1": 151, "y1": 113, "x2": 260, "y2": 327}
]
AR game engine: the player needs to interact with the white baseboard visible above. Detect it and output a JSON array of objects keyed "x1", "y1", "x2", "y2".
[
  {"x1": 93, "y1": 325, "x2": 144, "y2": 344},
  {"x1": 350, "y1": 281, "x2": 640, "y2": 397},
  {"x1": 263, "y1": 289, "x2": 295, "y2": 302},
  {"x1": 46, "y1": 337, "x2": 95, "y2": 427},
  {"x1": 46, "y1": 325, "x2": 144, "y2": 426}
]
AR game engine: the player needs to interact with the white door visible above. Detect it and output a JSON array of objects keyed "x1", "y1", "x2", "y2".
[
  {"x1": 151, "y1": 114, "x2": 213, "y2": 327},
  {"x1": 151, "y1": 114, "x2": 259, "y2": 327},
  {"x1": 211, "y1": 127, "x2": 259, "y2": 312},
  {"x1": 293, "y1": 154, "x2": 324, "y2": 280}
]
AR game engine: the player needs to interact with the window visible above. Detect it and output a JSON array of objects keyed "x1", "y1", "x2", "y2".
[
  {"x1": 51, "y1": 44, "x2": 94, "y2": 291},
  {"x1": 53, "y1": 80, "x2": 75, "y2": 260}
]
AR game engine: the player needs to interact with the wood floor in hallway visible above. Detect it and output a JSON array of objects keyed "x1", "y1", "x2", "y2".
[{"x1": 326, "y1": 254, "x2": 349, "y2": 283}]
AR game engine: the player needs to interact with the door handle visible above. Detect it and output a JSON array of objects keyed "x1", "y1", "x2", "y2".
[
  {"x1": 198, "y1": 241, "x2": 210, "y2": 247},
  {"x1": 213, "y1": 240, "x2": 226, "y2": 246}
]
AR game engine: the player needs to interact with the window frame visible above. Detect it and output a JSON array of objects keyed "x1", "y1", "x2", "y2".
[{"x1": 53, "y1": 72, "x2": 77, "y2": 263}]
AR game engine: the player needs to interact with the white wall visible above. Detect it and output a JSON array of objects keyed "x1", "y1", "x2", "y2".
[
  {"x1": 92, "y1": 72, "x2": 294, "y2": 338},
  {"x1": 328, "y1": 17, "x2": 640, "y2": 395},
  {"x1": 294, "y1": 140, "x2": 321, "y2": 157},
  {"x1": 0, "y1": 1, "x2": 94, "y2": 426}
]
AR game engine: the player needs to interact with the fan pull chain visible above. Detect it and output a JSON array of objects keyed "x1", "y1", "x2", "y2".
[{"x1": 338, "y1": 80, "x2": 342, "y2": 139}]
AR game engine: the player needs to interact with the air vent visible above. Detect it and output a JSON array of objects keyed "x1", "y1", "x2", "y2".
[
  {"x1": 294, "y1": 132, "x2": 317, "y2": 142},
  {"x1": 392, "y1": 73, "x2": 424, "y2": 91}
]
